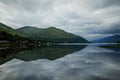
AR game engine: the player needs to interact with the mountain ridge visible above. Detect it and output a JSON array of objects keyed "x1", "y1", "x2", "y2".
[
  {"x1": 92, "y1": 34, "x2": 120, "y2": 43},
  {"x1": 0, "y1": 22, "x2": 88, "y2": 43},
  {"x1": 17, "y1": 26, "x2": 88, "y2": 43}
]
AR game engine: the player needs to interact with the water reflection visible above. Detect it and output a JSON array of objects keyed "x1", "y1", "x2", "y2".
[
  {"x1": 0, "y1": 46, "x2": 34, "y2": 65},
  {"x1": 16, "y1": 45, "x2": 86, "y2": 61},
  {"x1": 100, "y1": 47, "x2": 120, "y2": 52},
  {"x1": 0, "y1": 45, "x2": 86, "y2": 64},
  {"x1": 0, "y1": 45, "x2": 120, "y2": 80}
]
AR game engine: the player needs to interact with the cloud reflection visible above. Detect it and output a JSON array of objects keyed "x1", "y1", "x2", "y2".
[{"x1": 0, "y1": 46, "x2": 120, "y2": 80}]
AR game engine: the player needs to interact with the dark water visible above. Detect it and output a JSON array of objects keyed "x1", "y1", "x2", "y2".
[{"x1": 0, "y1": 44, "x2": 120, "y2": 80}]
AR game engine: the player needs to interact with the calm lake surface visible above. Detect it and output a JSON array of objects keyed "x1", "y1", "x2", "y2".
[{"x1": 0, "y1": 44, "x2": 120, "y2": 80}]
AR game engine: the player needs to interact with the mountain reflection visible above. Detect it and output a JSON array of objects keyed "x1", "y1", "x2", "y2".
[
  {"x1": 0, "y1": 46, "x2": 34, "y2": 65},
  {"x1": 0, "y1": 46, "x2": 120, "y2": 80},
  {"x1": 0, "y1": 45, "x2": 86, "y2": 64}
]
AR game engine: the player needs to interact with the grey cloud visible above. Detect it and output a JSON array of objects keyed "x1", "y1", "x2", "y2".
[
  {"x1": 100, "y1": 0, "x2": 120, "y2": 7},
  {"x1": 81, "y1": 0, "x2": 120, "y2": 10},
  {"x1": 0, "y1": 0, "x2": 53, "y2": 12},
  {"x1": 0, "y1": 0, "x2": 120, "y2": 40},
  {"x1": 102, "y1": 23, "x2": 120, "y2": 34}
]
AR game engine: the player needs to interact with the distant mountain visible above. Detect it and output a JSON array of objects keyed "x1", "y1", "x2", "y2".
[
  {"x1": 92, "y1": 34, "x2": 120, "y2": 43},
  {"x1": 17, "y1": 26, "x2": 88, "y2": 43}
]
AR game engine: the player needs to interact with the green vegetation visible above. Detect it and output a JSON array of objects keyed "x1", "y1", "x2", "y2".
[
  {"x1": 0, "y1": 45, "x2": 86, "y2": 64},
  {"x1": 17, "y1": 26, "x2": 88, "y2": 43},
  {"x1": 0, "y1": 23, "x2": 46, "y2": 44},
  {"x1": 0, "y1": 50, "x2": 17, "y2": 65},
  {"x1": 0, "y1": 46, "x2": 34, "y2": 65},
  {"x1": 0, "y1": 22, "x2": 88, "y2": 45},
  {"x1": 0, "y1": 22, "x2": 88, "y2": 64},
  {"x1": 0, "y1": 30, "x2": 30, "y2": 43},
  {"x1": 0, "y1": 23, "x2": 29, "y2": 44},
  {"x1": 0, "y1": 22, "x2": 16, "y2": 35},
  {"x1": 0, "y1": 22, "x2": 24, "y2": 36}
]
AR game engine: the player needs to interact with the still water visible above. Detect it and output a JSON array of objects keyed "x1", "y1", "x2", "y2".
[{"x1": 0, "y1": 44, "x2": 120, "y2": 80}]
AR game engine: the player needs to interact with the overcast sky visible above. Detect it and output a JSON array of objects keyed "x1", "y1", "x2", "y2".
[{"x1": 0, "y1": 0, "x2": 120, "y2": 40}]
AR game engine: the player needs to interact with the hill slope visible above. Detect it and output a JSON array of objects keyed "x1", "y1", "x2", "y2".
[
  {"x1": 0, "y1": 22, "x2": 24, "y2": 36},
  {"x1": 0, "y1": 23, "x2": 30, "y2": 42},
  {"x1": 17, "y1": 26, "x2": 88, "y2": 43},
  {"x1": 0, "y1": 22, "x2": 17, "y2": 35},
  {"x1": 92, "y1": 34, "x2": 120, "y2": 43}
]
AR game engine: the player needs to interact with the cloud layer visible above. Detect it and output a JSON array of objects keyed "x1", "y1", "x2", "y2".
[{"x1": 0, "y1": 0, "x2": 120, "y2": 40}]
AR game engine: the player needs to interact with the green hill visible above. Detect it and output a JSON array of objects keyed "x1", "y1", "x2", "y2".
[
  {"x1": 0, "y1": 22, "x2": 19, "y2": 42},
  {"x1": 0, "y1": 22, "x2": 88, "y2": 43},
  {"x1": 0, "y1": 23, "x2": 30, "y2": 42},
  {"x1": 17, "y1": 26, "x2": 88, "y2": 43},
  {"x1": 0, "y1": 22, "x2": 25, "y2": 37},
  {"x1": 0, "y1": 22, "x2": 17, "y2": 35}
]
